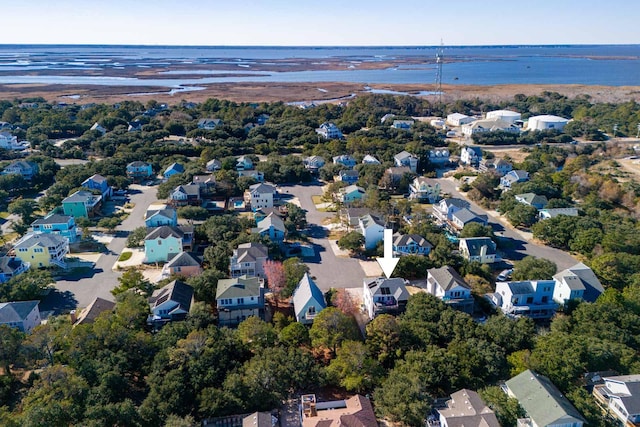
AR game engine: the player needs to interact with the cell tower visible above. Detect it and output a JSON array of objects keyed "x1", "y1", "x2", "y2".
[{"x1": 435, "y1": 40, "x2": 444, "y2": 108}]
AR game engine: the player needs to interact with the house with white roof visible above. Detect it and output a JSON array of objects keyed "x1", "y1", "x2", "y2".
[
  {"x1": 490, "y1": 280, "x2": 558, "y2": 319},
  {"x1": 593, "y1": 374, "x2": 640, "y2": 427},
  {"x1": 0, "y1": 300, "x2": 41, "y2": 332},
  {"x1": 447, "y1": 113, "x2": 474, "y2": 126},
  {"x1": 362, "y1": 277, "x2": 409, "y2": 319},
  {"x1": 538, "y1": 208, "x2": 579, "y2": 220},
  {"x1": 362, "y1": 154, "x2": 381, "y2": 165},
  {"x1": 527, "y1": 115, "x2": 570, "y2": 131},
  {"x1": 292, "y1": 273, "x2": 326, "y2": 325},
  {"x1": 358, "y1": 214, "x2": 385, "y2": 250},
  {"x1": 500, "y1": 170, "x2": 530, "y2": 189},
  {"x1": 553, "y1": 262, "x2": 604, "y2": 304},
  {"x1": 486, "y1": 109, "x2": 522, "y2": 124},
  {"x1": 428, "y1": 149, "x2": 450, "y2": 166},
  {"x1": 426, "y1": 266, "x2": 474, "y2": 313},
  {"x1": 394, "y1": 150, "x2": 419, "y2": 173}
]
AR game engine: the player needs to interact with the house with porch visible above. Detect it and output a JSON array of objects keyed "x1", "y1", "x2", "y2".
[
  {"x1": 460, "y1": 146, "x2": 483, "y2": 167},
  {"x1": 198, "y1": 118, "x2": 223, "y2": 130},
  {"x1": 428, "y1": 149, "x2": 450, "y2": 166},
  {"x1": 362, "y1": 154, "x2": 381, "y2": 165},
  {"x1": 161, "y1": 252, "x2": 202, "y2": 279},
  {"x1": 62, "y1": 190, "x2": 102, "y2": 219},
  {"x1": 126, "y1": 161, "x2": 153, "y2": 181},
  {"x1": 236, "y1": 156, "x2": 254, "y2": 171},
  {"x1": 333, "y1": 155, "x2": 356, "y2": 169},
  {"x1": 191, "y1": 174, "x2": 217, "y2": 196},
  {"x1": 13, "y1": 232, "x2": 69, "y2": 269},
  {"x1": 81, "y1": 174, "x2": 112, "y2": 200},
  {"x1": 362, "y1": 277, "x2": 410, "y2": 319},
  {"x1": 593, "y1": 374, "x2": 640, "y2": 427},
  {"x1": 145, "y1": 207, "x2": 178, "y2": 228},
  {"x1": 0, "y1": 132, "x2": 29, "y2": 150},
  {"x1": 394, "y1": 150, "x2": 419, "y2": 173},
  {"x1": 392, "y1": 233, "x2": 432, "y2": 256},
  {"x1": 148, "y1": 280, "x2": 194, "y2": 326},
  {"x1": 479, "y1": 158, "x2": 513, "y2": 176},
  {"x1": 515, "y1": 193, "x2": 548, "y2": 210},
  {"x1": 168, "y1": 184, "x2": 201, "y2": 207},
  {"x1": 451, "y1": 209, "x2": 488, "y2": 231},
  {"x1": 426, "y1": 266, "x2": 474, "y2": 314},
  {"x1": 553, "y1": 262, "x2": 604, "y2": 304},
  {"x1": 316, "y1": 122, "x2": 343, "y2": 139},
  {"x1": 31, "y1": 214, "x2": 79, "y2": 243},
  {"x1": 459, "y1": 237, "x2": 497, "y2": 264},
  {"x1": 0, "y1": 300, "x2": 41, "y2": 332},
  {"x1": 430, "y1": 389, "x2": 500, "y2": 427},
  {"x1": 144, "y1": 225, "x2": 194, "y2": 263},
  {"x1": 335, "y1": 169, "x2": 359, "y2": 185},
  {"x1": 337, "y1": 185, "x2": 366, "y2": 205},
  {"x1": 2, "y1": 161, "x2": 38, "y2": 180},
  {"x1": 292, "y1": 273, "x2": 326, "y2": 325},
  {"x1": 432, "y1": 198, "x2": 470, "y2": 223},
  {"x1": 358, "y1": 214, "x2": 385, "y2": 250},
  {"x1": 0, "y1": 256, "x2": 30, "y2": 283},
  {"x1": 252, "y1": 213, "x2": 286, "y2": 243},
  {"x1": 489, "y1": 280, "x2": 558, "y2": 320},
  {"x1": 230, "y1": 242, "x2": 269, "y2": 278},
  {"x1": 216, "y1": 275, "x2": 265, "y2": 327},
  {"x1": 303, "y1": 156, "x2": 325, "y2": 172},
  {"x1": 409, "y1": 176, "x2": 441, "y2": 203},
  {"x1": 206, "y1": 158, "x2": 222, "y2": 172},
  {"x1": 245, "y1": 183, "x2": 277, "y2": 210},
  {"x1": 500, "y1": 170, "x2": 530, "y2": 189},
  {"x1": 163, "y1": 162, "x2": 184, "y2": 179}
]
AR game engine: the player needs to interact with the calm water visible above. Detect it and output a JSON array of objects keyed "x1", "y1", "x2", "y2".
[{"x1": 0, "y1": 44, "x2": 638, "y2": 87}]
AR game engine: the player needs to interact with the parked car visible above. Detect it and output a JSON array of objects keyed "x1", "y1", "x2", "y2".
[{"x1": 497, "y1": 269, "x2": 513, "y2": 281}]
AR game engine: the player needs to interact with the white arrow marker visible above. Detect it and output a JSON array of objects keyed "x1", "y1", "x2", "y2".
[{"x1": 377, "y1": 228, "x2": 399, "y2": 279}]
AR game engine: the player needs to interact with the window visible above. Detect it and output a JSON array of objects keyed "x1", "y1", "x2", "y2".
[
  {"x1": 238, "y1": 298, "x2": 244, "y2": 304},
  {"x1": 308, "y1": 306, "x2": 316, "y2": 314},
  {"x1": 380, "y1": 287, "x2": 391, "y2": 295},
  {"x1": 542, "y1": 296, "x2": 548, "y2": 303},
  {"x1": 526, "y1": 297, "x2": 533, "y2": 304},
  {"x1": 157, "y1": 240, "x2": 162, "y2": 245}
]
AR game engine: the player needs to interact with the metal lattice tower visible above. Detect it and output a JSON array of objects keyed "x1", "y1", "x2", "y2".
[{"x1": 435, "y1": 40, "x2": 444, "y2": 108}]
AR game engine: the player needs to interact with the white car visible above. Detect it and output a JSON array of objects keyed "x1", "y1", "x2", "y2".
[{"x1": 497, "y1": 269, "x2": 513, "y2": 281}]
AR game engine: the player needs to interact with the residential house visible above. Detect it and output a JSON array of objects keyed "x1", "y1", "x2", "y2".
[
  {"x1": 216, "y1": 275, "x2": 265, "y2": 327},
  {"x1": 230, "y1": 242, "x2": 269, "y2": 278},
  {"x1": 501, "y1": 170, "x2": 530, "y2": 189},
  {"x1": 593, "y1": 374, "x2": 640, "y2": 427},
  {"x1": 145, "y1": 208, "x2": 178, "y2": 228},
  {"x1": 238, "y1": 169, "x2": 265, "y2": 182},
  {"x1": 362, "y1": 277, "x2": 410, "y2": 319},
  {"x1": 13, "y1": 232, "x2": 68, "y2": 268},
  {"x1": 343, "y1": 207, "x2": 375, "y2": 228},
  {"x1": 301, "y1": 394, "x2": 377, "y2": 427},
  {"x1": 392, "y1": 119, "x2": 414, "y2": 129},
  {"x1": 505, "y1": 370, "x2": 585, "y2": 427},
  {"x1": 460, "y1": 146, "x2": 483, "y2": 167},
  {"x1": 428, "y1": 149, "x2": 450, "y2": 166},
  {"x1": 0, "y1": 256, "x2": 30, "y2": 283},
  {"x1": 236, "y1": 156, "x2": 254, "y2": 171},
  {"x1": 479, "y1": 158, "x2": 513, "y2": 176},
  {"x1": 162, "y1": 252, "x2": 202, "y2": 279},
  {"x1": 206, "y1": 158, "x2": 222, "y2": 172},
  {"x1": 72, "y1": 297, "x2": 115, "y2": 326},
  {"x1": 127, "y1": 120, "x2": 143, "y2": 132},
  {"x1": 394, "y1": 150, "x2": 419, "y2": 173},
  {"x1": 253, "y1": 206, "x2": 286, "y2": 224},
  {"x1": 243, "y1": 412, "x2": 276, "y2": 427},
  {"x1": 168, "y1": 184, "x2": 201, "y2": 207},
  {"x1": 553, "y1": 262, "x2": 604, "y2": 304},
  {"x1": 245, "y1": 182, "x2": 277, "y2": 210},
  {"x1": 316, "y1": 122, "x2": 343, "y2": 139},
  {"x1": 447, "y1": 113, "x2": 474, "y2": 126},
  {"x1": 461, "y1": 118, "x2": 520, "y2": 137},
  {"x1": 337, "y1": 185, "x2": 366, "y2": 205},
  {"x1": 515, "y1": 193, "x2": 549, "y2": 210},
  {"x1": 335, "y1": 169, "x2": 359, "y2": 185},
  {"x1": 459, "y1": 237, "x2": 498, "y2": 264},
  {"x1": 490, "y1": 280, "x2": 558, "y2": 319},
  {"x1": 358, "y1": 214, "x2": 385, "y2": 250},
  {"x1": 432, "y1": 198, "x2": 470, "y2": 223},
  {"x1": 126, "y1": 161, "x2": 153, "y2": 181},
  {"x1": 431, "y1": 389, "x2": 500, "y2": 427},
  {"x1": 451, "y1": 208, "x2": 488, "y2": 230},
  {"x1": 163, "y1": 162, "x2": 184, "y2": 179},
  {"x1": 62, "y1": 190, "x2": 102, "y2": 219},
  {"x1": 0, "y1": 132, "x2": 29, "y2": 150},
  {"x1": 0, "y1": 301, "x2": 41, "y2": 332},
  {"x1": 252, "y1": 213, "x2": 286, "y2": 243},
  {"x1": 426, "y1": 266, "x2": 474, "y2": 314},
  {"x1": 90, "y1": 122, "x2": 107, "y2": 135},
  {"x1": 148, "y1": 280, "x2": 194, "y2": 326},
  {"x1": 144, "y1": 225, "x2": 193, "y2": 263},
  {"x1": 393, "y1": 233, "x2": 432, "y2": 256},
  {"x1": 292, "y1": 273, "x2": 326, "y2": 325},
  {"x1": 332, "y1": 155, "x2": 356, "y2": 169},
  {"x1": 2, "y1": 161, "x2": 38, "y2": 180},
  {"x1": 409, "y1": 176, "x2": 441, "y2": 203},
  {"x1": 191, "y1": 174, "x2": 217, "y2": 196},
  {"x1": 303, "y1": 156, "x2": 325, "y2": 172},
  {"x1": 362, "y1": 154, "x2": 381, "y2": 165},
  {"x1": 31, "y1": 214, "x2": 79, "y2": 243},
  {"x1": 198, "y1": 118, "x2": 223, "y2": 130},
  {"x1": 81, "y1": 174, "x2": 112, "y2": 200},
  {"x1": 539, "y1": 208, "x2": 579, "y2": 220}
]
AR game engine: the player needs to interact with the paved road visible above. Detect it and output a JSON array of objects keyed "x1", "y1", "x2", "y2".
[
  {"x1": 437, "y1": 178, "x2": 578, "y2": 271},
  {"x1": 40, "y1": 185, "x2": 159, "y2": 314},
  {"x1": 281, "y1": 182, "x2": 367, "y2": 291}
]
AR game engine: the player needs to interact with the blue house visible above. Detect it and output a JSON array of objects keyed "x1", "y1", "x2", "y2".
[
  {"x1": 81, "y1": 174, "x2": 112, "y2": 200},
  {"x1": 144, "y1": 226, "x2": 194, "y2": 263},
  {"x1": 252, "y1": 213, "x2": 286, "y2": 243},
  {"x1": 126, "y1": 161, "x2": 153, "y2": 181},
  {"x1": 392, "y1": 233, "x2": 432, "y2": 256},
  {"x1": 500, "y1": 170, "x2": 530, "y2": 189},
  {"x1": 336, "y1": 170, "x2": 359, "y2": 185},
  {"x1": 31, "y1": 214, "x2": 79, "y2": 243},
  {"x1": 145, "y1": 208, "x2": 178, "y2": 228},
  {"x1": 163, "y1": 162, "x2": 185, "y2": 179},
  {"x1": 0, "y1": 256, "x2": 30, "y2": 284},
  {"x1": 292, "y1": 273, "x2": 326, "y2": 325}
]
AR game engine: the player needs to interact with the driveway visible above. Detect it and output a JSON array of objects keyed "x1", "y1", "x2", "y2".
[
  {"x1": 437, "y1": 178, "x2": 578, "y2": 271},
  {"x1": 281, "y1": 182, "x2": 368, "y2": 291},
  {"x1": 40, "y1": 184, "x2": 160, "y2": 314}
]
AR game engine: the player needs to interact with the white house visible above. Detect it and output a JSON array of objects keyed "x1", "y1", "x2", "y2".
[
  {"x1": 490, "y1": 280, "x2": 558, "y2": 319},
  {"x1": 229, "y1": 242, "x2": 269, "y2": 278},
  {"x1": 316, "y1": 122, "x2": 343, "y2": 139},
  {"x1": 2, "y1": 161, "x2": 38, "y2": 180},
  {"x1": 553, "y1": 262, "x2": 604, "y2": 304},
  {"x1": 451, "y1": 209, "x2": 488, "y2": 230},
  {"x1": 362, "y1": 154, "x2": 381, "y2": 165},
  {"x1": 486, "y1": 109, "x2": 522, "y2": 124},
  {"x1": 216, "y1": 275, "x2": 265, "y2": 327},
  {"x1": 460, "y1": 146, "x2": 483, "y2": 167},
  {"x1": 292, "y1": 273, "x2": 326, "y2": 325},
  {"x1": 303, "y1": 156, "x2": 325, "y2": 171},
  {"x1": 433, "y1": 389, "x2": 500, "y2": 427},
  {"x1": 0, "y1": 132, "x2": 29, "y2": 150},
  {"x1": 393, "y1": 233, "x2": 432, "y2": 256},
  {"x1": 447, "y1": 113, "x2": 474, "y2": 126},
  {"x1": 245, "y1": 183, "x2": 277, "y2": 210},
  {"x1": 0, "y1": 300, "x2": 41, "y2": 332},
  {"x1": 538, "y1": 208, "x2": 579, "y2": 220},
  {"x1": 236, "y1": 156, "x2": 254, "y2": 171},
  {"x1": 426, "y1": 266, "x2": 474, "y2": 314},
  {"x1": 358, "y1": 214, "x2": 385, "y2": 250},
  {"x1": 409, "y1": 176, "x2": 441, "y2": 203},
  {"x1": 461, "y1": 118, "x2": 520, "y2": 137},
  {"x1": 527, "y1": 115, "x2": 570, "y2": 131},
  {"x1": 593, "y1": 374, "x2": 640, "y2": 427},
  {"x1": 500, "y1": 170, "x2": 530, "y2": 189},
  {"x1": 394, "y1": 151, "x2": 419, "y2": 173},
  {"x1": 479, "y1": 158, "x2": 512, "y2": 176},
  {"x1": 459, "y1": 237, "x2": 497, "y2": 264},
  {"x1": 362, "y1": 277, "x2": 409, "y2": 319},
  {"x1": 432, "y1": 198, "x2": 470, "y2": 223},
  {"x1": 333, "y1": 155, "x2": 357, "y2": 169},
  {"x1": 148, "y1": 280, "x2": 194, "y2": 326}
]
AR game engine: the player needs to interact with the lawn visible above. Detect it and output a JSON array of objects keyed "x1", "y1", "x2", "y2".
[{"x1": 118, "y1": 251, "x2": 133, "y2": 262}]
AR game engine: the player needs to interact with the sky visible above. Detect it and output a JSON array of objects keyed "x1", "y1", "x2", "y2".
[{"x1": 4, "y1": 0, "x2": 640, "y2": 46}]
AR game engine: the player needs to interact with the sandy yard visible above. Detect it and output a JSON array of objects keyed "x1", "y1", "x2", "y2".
[
  {"x1": 483, "y1": 147, "x2": 531, "y2": 163},
  {"x1": 612, "y1": 157, "x2": 640, "y2": 181},
  {"x1": 328, "y1": 239, "x2": 351, "y2": 258},
  {"x1": 71, "y1": 253, "x2": 103, "y2": 263},
  {"x1": 112, "y1": 248, "x2": 146, "y2": 270},
  {"x1": 359, "y1": 260, "x2": 383, "y2": 277}
]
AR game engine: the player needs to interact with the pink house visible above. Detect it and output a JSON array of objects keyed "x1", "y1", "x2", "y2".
[{"x1": 161, "y1": 252, "x2": 202, "y2": 279}]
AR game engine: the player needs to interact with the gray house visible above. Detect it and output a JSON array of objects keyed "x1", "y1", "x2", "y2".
[{"x1": 292, "y1": 273, "x2": 326, "y2": 325}]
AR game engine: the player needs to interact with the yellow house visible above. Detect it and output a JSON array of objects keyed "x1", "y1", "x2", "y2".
[{"x1": 13, "y1": 233, "x2": 69, "y2": 268}]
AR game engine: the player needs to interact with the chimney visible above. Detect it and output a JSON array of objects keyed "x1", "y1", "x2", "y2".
[{"x1": 480, "y1": 244, "x2": 487, "y2": 259}]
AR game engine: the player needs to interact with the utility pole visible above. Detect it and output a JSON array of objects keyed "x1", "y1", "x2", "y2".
[
  {"x1": 613, "y1": 124, "x2": 618, "y2": 139},
  {"x1": 636, "y1": 123, "x2": 640, "y2": 139}
]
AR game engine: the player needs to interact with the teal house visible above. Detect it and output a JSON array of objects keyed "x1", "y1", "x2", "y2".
[
  {"x1": 144, "y1": 226, "x2": 193, "y2": 263},
  {"x1": 61, "y1": 190, "x2": 102, "y2": 219},
  {"x1": 31, "y1": 214, "x2": 79, "y2": 243}
]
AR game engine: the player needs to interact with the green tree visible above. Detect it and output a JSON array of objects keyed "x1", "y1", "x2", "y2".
[
  {"x1": 309, "y1": 307, "x2": 361, "y2": 356},
  {"x1": 365, "y1": 314, "x2": 402, "y2": 367},
  {"x1": 512, "y1": 256, "x2": 557, "y2": 281},
  {"x1": 0, "y1": 269, "x2": 52, "y2": 302},
  {"x1": 326, "y1": 340, "x2": 380, "y2": 393},
  {"x1": 460, "y1": 222, "x2": 495, "y2": 238},
  {"x1": 479, "y1": 386, "x2": 525, "y2": 427},
  {"x1": 111, "y1": 269, "x2": 154, "y2": 297},
  {"x1": 0, "y1": 325, "x2": 24, "y2": 374},
  {"x1": 186, "y1": 268, "x2": 226, "y2": 309},
  {"x1": 282, "y1": 257, "x2": 309, "y2": 298},
  {"x1": 279, "y1": 322, "x2": 310, "y2": 347},
  {"x1": 97, "y1": 216, "x2": 120, "y2": 233},
  {"x1": 374, "y1": 369, "x2": 432, "y2": 427},
  {"x1": 177, "y1": 205, "x2": 209, "y2": 221},
  {"x1": 506, "y1": 204, "x2": 539, "y2": 228},
  {"x1": 337, "y1": 231, "x2": 365, "y2": 254},
  {"x1": 126, "y1": 226, "x2": 147, "y2": 248},
  {"x1": 237, "y1": 317, "x2": 278, "y2": 352},
  {"x1": 8, "y1": 198, "x2": 38, "y2": 224}
]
